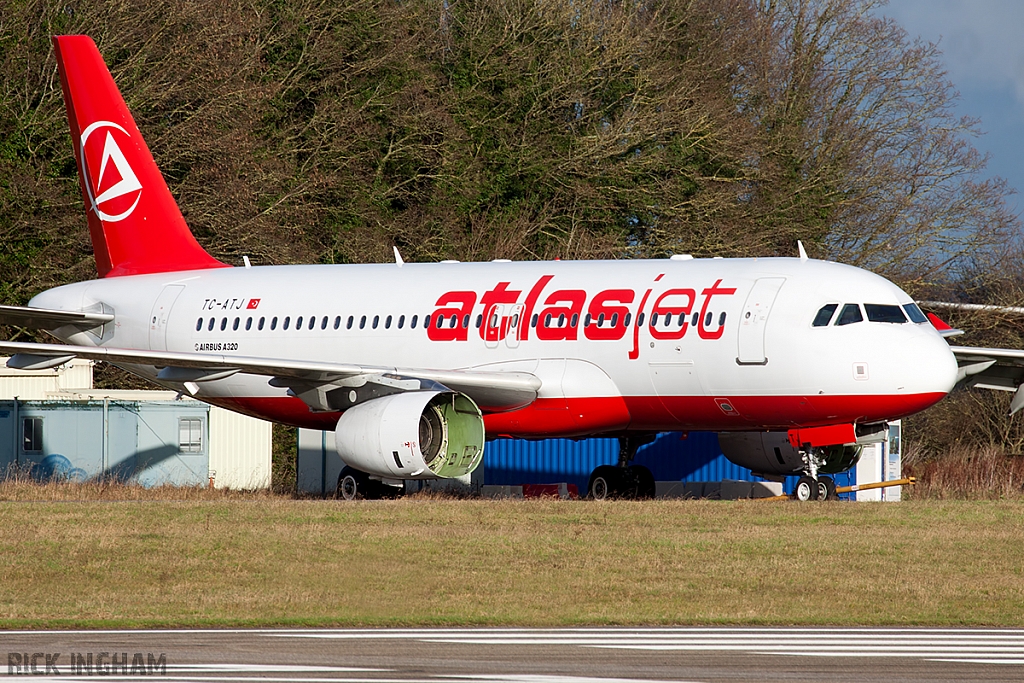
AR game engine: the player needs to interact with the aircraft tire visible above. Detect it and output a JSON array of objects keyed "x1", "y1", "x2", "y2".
[
  {"x1": 794, "y1": 476, "x2": 819, "y2": 502},
  {"x1": 588, "y1": 465, "x2": 621, "y2": 500},
  {"x1": 629, "y1": 465, "x2": 656, "y2": 499},
  {"x1": 817, "y1": 476, "x2": 837, "y2": 501},
  {"x1": 338, "y1": 466, "x2": 372, "y2": 501}
]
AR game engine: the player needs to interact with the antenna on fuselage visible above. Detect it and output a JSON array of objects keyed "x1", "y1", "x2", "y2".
[
  {"x1": 393, "y1": 246, "x2": 404, "y2": 267},
  {"x1": 797, "y1": 241, "x2": 809, "y2": 261}
]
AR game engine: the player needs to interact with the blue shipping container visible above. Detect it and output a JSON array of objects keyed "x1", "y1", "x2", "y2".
[{"x1": 484, "y1": 432, "x2": 855, "y2": 498}]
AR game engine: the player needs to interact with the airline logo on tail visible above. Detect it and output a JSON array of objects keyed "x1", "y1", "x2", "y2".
[{"x1": 80, "y1": 120, "x2": 142, "y2": 223}]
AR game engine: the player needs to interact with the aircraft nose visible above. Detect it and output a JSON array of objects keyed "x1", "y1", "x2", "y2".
[{"x1": 910, "y1": 329, "x2": 959, "y2": 396}]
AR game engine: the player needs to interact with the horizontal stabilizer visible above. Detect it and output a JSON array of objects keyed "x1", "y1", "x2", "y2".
[{"x1": 0, "y1": 305, "x2": 113, "y2": 331}]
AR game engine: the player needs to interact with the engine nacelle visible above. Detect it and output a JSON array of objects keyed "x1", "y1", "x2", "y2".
[
  {"x1": 334, "y1": 391, "x2": 484, "y2": 480},
  {"x1": 718, "y1": 431, "x2": 862, "y2": 477}
]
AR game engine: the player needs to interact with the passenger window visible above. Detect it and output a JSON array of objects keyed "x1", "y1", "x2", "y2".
[
  {"x1": 208, "y1": 318, "x2": 215, "y2": 331},
  {"x1": 196, "y1": 318, "x2": 203, "y2": 332},
  {"x1": 865, "y1": 304, "x2": 907, "y2": 323},
  {"x1": 321, "y1": 316, "x2": 328, "y2": 330},
  {"x1": 220, "y1": 318, "x2": 227, "y2": 331},
  {"x1": 398, "y1": 315, "x2": 405, "y2": 329},
  {"x1": 359, "y1": 315, "x2": 366, "y2": 329},
  {"x1": 637, "y1": 312, "x2": 645, "y2": 327},
  {"x1": 531, "y1": 314, "x2": 538, "y2": 328},
  {"x1": 295, "y1": 316, "x2": 302, "y2": 329},
  {"x1": 835, "y1": 304, "x2": 863, "y2": 326},
  {"x1": 812, "y1": 303, "x2": 838, "y2": 327},
  {"x1": 476, "y1": 314, "x2": 483, "y2": 328},
  {"x1": 385, "y1": 315, "x2": 393, "y2": 329},
  {"x1": 436, "y1": 316, "x2": 444, "y2": 329},
  {"x1": 424, "y1": 315, "x2": 431, "y2": 328},
  {"x1": 334, "y1": 316, "x2": 341, "y2": 330},
  {"x1": 284, "y1": 316, "x2": 291, "y2": 330},
  {"x1": 624, "y1": 312, "x2": 632, "y2": 327},
  {"x1": 245, "y1": 317, "x2": 252, "y2": 331},
  {"x1": 691, "y1": 312, "x2": 698, "y2": 326},
  {"x1": 347, "y1": 316, "x2": 354, "y2": 329},
  {"x1": 664, "y1": 313, "x2": 672, "y2": 326},
  {"x1": 411, "y1": 315, "x2": 418, "y2": 328},
  {"x1": 570, "y1": 313, "x2": 579, "y2": 327},
  {"x1": 232, "y1": 317, "x2": 239, "y2": 331},
  {"x1": 258, "y1": 317, "x2": 265, "y2": 330},
  {"x1": 610, "y1": 313, "x2": 618, "y2": 327},
  {"x1": 271, "y1": 316, "x2": 278, "y2": 330},
  {"x1": 904, "y1": 303, "x2": 928, "y2": 324},
  {"x1": 598, "y1": 313, "x2": 605, "y2": 326},
  {"x1": 462, "y1": 314, "x2": 469, "y2": 329},
  {"x1": 718, "y1": 312, "x2": 726, "y2": 326},
  {"x1": 705, "y1": 312, "x2": 712, "y2": 326},
  {"x1": 373, "y1": 315, "x2": 380, "y2": 329},
  {"x1": 584, "y1": 314, "x2": 592, "y2": 327},
  {"x1": 544, "y1": 313, "x2": 552, "y2": 327}
]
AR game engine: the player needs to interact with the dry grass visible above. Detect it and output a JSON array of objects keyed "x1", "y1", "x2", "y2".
[
  {"x1": 0, "y1": 495, "x2": 1022, "y2": 628},
  {"x1": 904, "y1": 444, "x2": 1024, "y2": 499}
]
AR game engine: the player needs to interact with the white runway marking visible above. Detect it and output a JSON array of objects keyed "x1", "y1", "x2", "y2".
[{"x1": 266, "y1": 627, "x2": 1024, "y2": 666}]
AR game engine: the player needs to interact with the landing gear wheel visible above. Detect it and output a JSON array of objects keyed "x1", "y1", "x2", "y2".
[
  {"x1": 794, "y1": 476, "x2": 819, "y2": 502},
  {"x1": 629, "y1": 465, "x2": 656, "y2": 500},
  {"x1": 337, "y1": 466, "x2": 373, "y2": 501},
  {"x1": 817, "y1": 476, "x2": 837, "y2": 501},
  {"x1": 588, "y1": 465, "x2": 621, "y2": 500}
]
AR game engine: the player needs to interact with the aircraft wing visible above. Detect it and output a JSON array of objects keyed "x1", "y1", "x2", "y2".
[
  {"x1": 0, "y1": 340, "x2": 541, "y2": 413},
  {"x1": 0, "y1": 305, "x2": 113, "y2": 330},
  {"x1": 950, "y1": 345, "x2": 1024, "y2": 413}
]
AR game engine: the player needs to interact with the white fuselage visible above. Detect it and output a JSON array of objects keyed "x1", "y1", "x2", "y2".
[{"x1": 30, "y1": 256, "x2": 958, "y2": 436}]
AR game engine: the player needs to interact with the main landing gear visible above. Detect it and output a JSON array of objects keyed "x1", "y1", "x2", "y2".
[
  {"x1": 337, "y1": 466, "x2": 403, "y2": 501},
  {"x1": 587, "y1": 434, "x2": 657, "y2": 500},
  {"x1": 792, "y1": 445, "x2": 837, "y2": 501}
]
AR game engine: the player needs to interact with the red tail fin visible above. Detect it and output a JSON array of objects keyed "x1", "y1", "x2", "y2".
[{"x1": 52, "y1": 36, "x2": 228, "y2": 278}]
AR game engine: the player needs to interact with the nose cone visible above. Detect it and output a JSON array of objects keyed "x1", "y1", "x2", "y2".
[{"x1": 900, "y1": 328, "x2": 958, "y2": 413}]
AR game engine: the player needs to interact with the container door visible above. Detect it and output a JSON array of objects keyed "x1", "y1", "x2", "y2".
[
  {"x1": 736, "y1": 277, "x2": 785, "y2": 365},
  {"x1": 149, "y1": 285, "x2": 185, "y2": 351}
]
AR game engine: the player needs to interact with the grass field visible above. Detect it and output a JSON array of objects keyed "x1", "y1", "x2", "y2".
[{"x1": 1, "y1": 484, "x2": 1023, "y2": 628}]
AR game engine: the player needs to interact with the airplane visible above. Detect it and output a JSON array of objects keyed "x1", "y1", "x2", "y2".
[{"x1": 0, "y1": 35, "x2": 966, "y2": 501}]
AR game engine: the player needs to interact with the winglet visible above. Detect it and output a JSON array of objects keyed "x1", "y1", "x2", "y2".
[
  {"x1": 927, "y1": 312, "x2": 964, "y2": 338},
  {"x1": 393, "y1": 246, "x2": 404, "y2": 267},
  {"x1": 797, "y1": 240, "x2": 808, "y2": 261}
]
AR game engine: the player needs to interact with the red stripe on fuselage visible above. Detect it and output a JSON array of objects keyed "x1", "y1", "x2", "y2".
[{"x1": 208, "y1": 391, "x2": 945, "y2": 436}]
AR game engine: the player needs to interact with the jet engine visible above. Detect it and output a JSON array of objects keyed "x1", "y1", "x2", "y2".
[
  {"x1": 334, "y1": 390, "x2": 484, "y2": 480},
  {"x1": 718, "y1": 431, "x2": 862, "y2": 477}
]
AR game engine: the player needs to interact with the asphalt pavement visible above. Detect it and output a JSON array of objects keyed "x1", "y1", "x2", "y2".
[{"x1": 2, "y1": 627, "x2": 1023, "y2": 683}]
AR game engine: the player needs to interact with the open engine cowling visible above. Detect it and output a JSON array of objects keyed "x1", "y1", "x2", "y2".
[
  {"x1": 334, "y1": 390, "x2": 485, "y2": 480},
  {"x1": 718, "y1": 431, "x2": 862, "y2": 476}
]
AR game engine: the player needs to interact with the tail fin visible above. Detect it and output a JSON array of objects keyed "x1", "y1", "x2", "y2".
[{"x1": 52, "y1": 35, "x2": 228, "y2": 278}]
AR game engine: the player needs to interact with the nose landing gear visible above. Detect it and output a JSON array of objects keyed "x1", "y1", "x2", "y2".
[{"x1": 792, "y1": 445, "x2": 837, "y2": 501}]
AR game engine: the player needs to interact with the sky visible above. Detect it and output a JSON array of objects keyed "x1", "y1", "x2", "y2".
[{"x1": 879, "y1": 0, "x2": 1024, "y2": 210}]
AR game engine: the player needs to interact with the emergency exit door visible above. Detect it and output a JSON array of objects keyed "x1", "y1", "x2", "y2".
[{"x1": 736, "y1": 277, "x2": 785, "y2": 365}]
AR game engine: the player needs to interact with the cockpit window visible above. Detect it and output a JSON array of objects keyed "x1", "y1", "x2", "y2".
[
  {"x1": 904, "y1": 303, "x2": 928, "y2": 324},
  {"x1": 812, "y1": 303, "x2": 838, "y2": 327},
  {"x1": 835, "y1": 304, "x2": 863, "y2": 326},
  {"x1": 865, "y1": 304, "x2": 907, "y2": 323}
]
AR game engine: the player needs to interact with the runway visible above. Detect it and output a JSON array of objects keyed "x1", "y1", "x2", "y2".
[{"x1": 2, "y1": 627, "x2": 1023, "y2": 683}]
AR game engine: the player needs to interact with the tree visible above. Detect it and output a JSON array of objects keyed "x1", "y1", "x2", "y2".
[{"x1": 734, "y1": 0, "x2": 1016, "y2": 283}]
